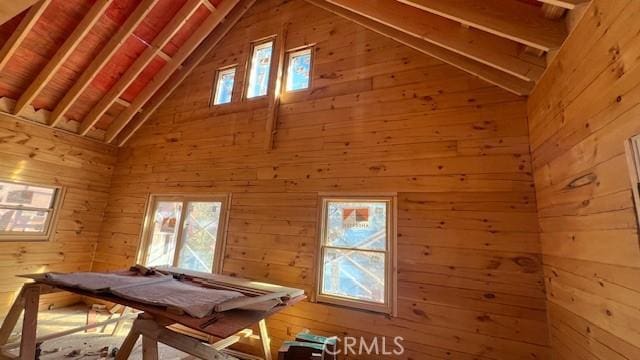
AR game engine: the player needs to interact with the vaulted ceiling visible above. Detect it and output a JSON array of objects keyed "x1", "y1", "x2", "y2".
[
  {"x1": 0, "y1": 0, "x2": 254, "y2": 145},
  {"x1": 0, "y1": 0, "x2": 587, "y2": 146}
]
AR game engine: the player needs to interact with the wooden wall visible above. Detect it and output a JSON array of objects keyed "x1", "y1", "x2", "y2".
[
  {"x1": 527, "y1": 0, "x2": 640, "y2": 358},
  {"x1": 94, "y1": 0, "x2": 550, "y2": 358},
  {"x1": 0, "y1": 115, "x2": 116, "y2": 313}
]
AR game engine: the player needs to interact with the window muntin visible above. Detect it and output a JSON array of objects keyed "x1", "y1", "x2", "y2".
[
  {"x1": 141, "y1": 195, "x2": 228, "y2": 273},
  {"x1": 286, "y1": 48, "x2": 312, "y2": 92},
  {"x1": 0, "y1": 180, "x2": 61, "y2": 241},
  {"x1": 212, "y1": 67, "x2": 236, "y2": 105},
  {"x1": 246, "y1": 40, "x2": 274, "y2": 98},
  {"x1": 317, "y1": 196, "x2": 396, "y2": 313}
]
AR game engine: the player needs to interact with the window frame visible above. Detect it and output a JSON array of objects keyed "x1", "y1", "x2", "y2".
[
  {"x1": 210, "y1": 65, "x2": 237, "y2": 106},
  {"x1": 284, "y1": 46, "x2": 314, "y2": 93},
  {"x1": 137, "y1": 193, "x2": 231, "y2": 274},
  {"x1": 625, "y1": 135, "x2": 640, "y2": 227},
  {"x1": 244, "y1": 38, "x2": 275, "y2": 100},
  {"x1": 0, "y1": 179, "x2": 63, "y2": 242},
  {"x1": 315, "y1": 194, "x2": 397, "y2": 315}
]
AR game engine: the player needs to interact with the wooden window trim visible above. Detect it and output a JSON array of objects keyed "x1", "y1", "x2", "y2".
[
  {"x1": 284, "y1": 45, "x2": 314, "y2": 93},
  {"x1": 244, "y1": 37, "x2": 276, "y2": 101},
  {"x1": 137, "y1": 193, "x2": 231, "y2": 274},
  {"x1": 0, "y1": 179, "x2": 64, "y2": 242},
  {"x1": 210, "y1": 65, "x2": 237, "y2": 107},
  {"x1": 625, "y1": 135, "x2": 640, "y2": 227},
  {"x1": 314, "y1": 194, "x2": 398, "y2": 316}
]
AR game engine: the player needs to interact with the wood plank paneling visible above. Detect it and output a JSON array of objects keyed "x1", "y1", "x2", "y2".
[
  {"x1": 528, "y1": 0, "x2": 640, "y2": 358},
  {"x1": 0, "y1": 114, "x2": 116, "y2": 314},
  {"x1": 92, "y1": 0, "x2": 548, "y2": 358}
]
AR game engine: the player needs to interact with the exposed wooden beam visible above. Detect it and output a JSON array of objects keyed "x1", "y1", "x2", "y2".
[
  {"x1": 78, "y1": 0, "x2": 202, "y2": 135},
  {"x1": 13, "y1": 0, "x2": 111, "y2": 116},
  {"x1": 48, "y1": 0, "x2": 160, "y2": 127},
  {"x1": 306, "y1": 0, "x2": 533, "y2": 96},
  {"x1": 326, "y1": 0, "x2": 545, "y2": 82},
  {"x1": 0, "y1": 97, "x2": 106, "y2": 142},
  {"x1": 538, "y1": 0, "x2": 589, "y2": 10},
  {"x1": 397, "y1": 0, "x2": 567, "y2": 51},
  {"x1": 115, "y1": 0, "x2": 257, "y2": 147},
  {"x1": 265, "y1": 23, "x2": 289, "y2": 150},
  {"x1": 540, "y1": 3, "x2": 566, "y2": 19},
  {"x1": 0, "y1": 0, "x2": 50, "y2": 72},
  {"x1": 0, "y1": 0, "x2": 38, "y2": 26},
  {"x1": 105, "y1": 0, "x2": 243, "y2": 143}
]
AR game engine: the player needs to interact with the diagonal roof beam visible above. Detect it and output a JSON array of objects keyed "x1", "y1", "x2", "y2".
[
  {"x1": 115, "y1": 0, "x2": 256, "y2": 147},
  {"x1": 78, "y1": 0, "x2": 203, "y2": 135},
  {"x1": 307, "y1": 0, "x2": 532, "y2": 96},
  {"x1": 397, "y1": 0, "x2": 567, "y2": 51},
  {"x1": 326, "y1": 0, "x2": 545, "y2": 82},
  {"x1": 48, "y1": 0, "x2": 160, "y2": 128},
  {"x1": 105, "y1": 0, "x2": 242, "y2": 143},
  {"x1": 537, "y1": 0, "x2": 589, "y2": 10},
  {"x1": 0, "y1": 0, "x2": 50, "y2": 72},
  {"x1": 0, "y1": 1, "x2": 39, "y2": 26},
  {"x1": 13, "y1": 0, "x2": 111, "y2": 116}
]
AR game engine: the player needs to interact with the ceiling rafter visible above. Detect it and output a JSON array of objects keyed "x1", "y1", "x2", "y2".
[
  {"x1": 78, "y1": 0, "x2": 204, "y2": 135},
  {"x1": 0, "y1": 1, "x2": 39, "y2": 27},
  {"x1": 397, "y1": 0, "x2": 567, "y2": 51},
  {"x1": 306, "y1": 0, "x2": 533, "y2": 96},
  {"x1": 48, "y1": 0, "x2": 160, "y2": 127},
  {"x1": 105, "y1": 0, "x2": 243, "y2": 143},
  {"x1": 13, "y1": 0, "x2": 111, "y2": 116},
  {"x1": 116, "y1": 0, "x2": 257, "y2": 147},
  {"x1": 326, "y1": 0, "x2": 546, "y2": 82},
  {"x1": 537, "y1": 0, "x2": 588, "y2": 10},
  {"x1": 0, "y1": 0, "x2": 50, "y2": 72}
]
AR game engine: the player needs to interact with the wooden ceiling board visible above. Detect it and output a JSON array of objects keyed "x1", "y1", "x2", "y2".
[
  {"x1": 32, "y1": 1, "x2": 133, "y2": 111},
  {"x1": 0, "y1": 13, "x2": 24, "y2": 44},
  {"x1": 121, "y1": 57, "x2": 167, "y2": 103},
  {"x1": 132, "y1": 0, "x2": 188, "y2": 44},
  {"x1": 162, "y1": 6, "x2": 210, "y2": 57},
  {"x1": 65, "y1": 36, "x2": 147, "y2": 122}
]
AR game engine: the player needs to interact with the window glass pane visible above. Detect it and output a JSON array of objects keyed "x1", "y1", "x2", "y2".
[
  {"x1": 0, "y1": 209, "x2": 50, "y2": 233},
  {"x1": 325, "y1": 201, "x2": 387, "y2": 250},
  {"x1": 286, "y1": 49, "x2": 311, "y2": 91},
  {"x1": 247, "y1": 41, "x2": 273, "y2": 98},
  {"x1": 0, "y1": 182, "x2": 55, "y2": 209},
  {"x1": 322, "y1": 248, "x2": 385, "y2": 303},
  {"x1": 177, "y1": 201, "x2": 223, "y2": 272},
  {"x1": 145, "y1": 201, "x2": 182, "y2": 267},
  {"x1": 213, "y1": 68, "x2": 235, "y2": 105}
]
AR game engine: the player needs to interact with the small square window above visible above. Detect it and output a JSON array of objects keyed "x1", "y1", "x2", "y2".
[
  {"x1": 212, "y1": 67, "x2": 236, "y2": 105},
  {"x1": 246, "y1": 40, "x2": 274, "y2": 99},
  {"x1": 286, "y1": 48, "x2": 312, "y2": 92}
]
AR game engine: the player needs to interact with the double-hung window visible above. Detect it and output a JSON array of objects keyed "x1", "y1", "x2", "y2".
[
  {"x1": 139, "y1": 195, "x2": 229, "y2": 273},
  {"x1": 316, "y1": 195, "x2": 396, "y2": 314},
  {"x1": 0, "y1": 180, "x2": 62, "y2": 241}
]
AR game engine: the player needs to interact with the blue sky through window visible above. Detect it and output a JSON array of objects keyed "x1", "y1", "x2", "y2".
[
  {"x1": 213, "y1": 67, "x2": 235, "y2": 105},
  {"x1": 286, "y1": 48, "x2": 311, "y2": 91},
  {"x1": 247, "y1": 41, "x2": 273, "y2": 98}
]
